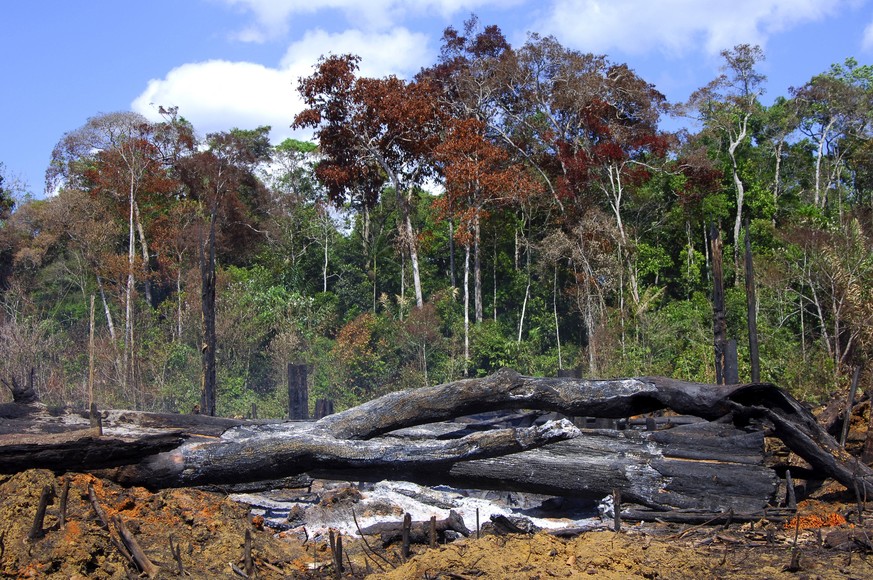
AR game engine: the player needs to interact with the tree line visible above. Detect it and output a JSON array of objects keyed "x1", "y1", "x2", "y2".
[{"x1": 1, "y1": 16, "x2": 871, "y2": 416}]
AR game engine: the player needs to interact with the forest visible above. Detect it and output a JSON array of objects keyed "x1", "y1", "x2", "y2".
[{"x1": 0, "y1": 17, "x2": 871, "y2": 418}]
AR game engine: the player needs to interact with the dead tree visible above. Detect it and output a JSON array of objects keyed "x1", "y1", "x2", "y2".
[{"x1": 2, "y1": 369, "x2": 872, "y2": 512}]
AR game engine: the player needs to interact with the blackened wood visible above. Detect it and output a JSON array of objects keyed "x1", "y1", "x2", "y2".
[
  {"x1": 58, "y1": 476, "x2": 69, "y2": 530},
  {"x1": 169, "y1": 534, "x2": 185, "y2": 575},
  {"x1": 315, "y1": 398, "x2": 334, "y2": 419},
  {"x1": 621, "y1": 508, "x2": 795, "y2": 524},
  {"x1": 0, "y1": 429, "x2": 183, "y2": 474},
  {"x1": 0, "y1": 368, "x2": 38, "y2": 405},
  {"x1": 4, "y1": 368, "x2": 873, "y2": 507},
  {"x1": 288, "y1": 364, "x2": 309, "y2": 420},
  {"x1": 89, "y1": 402, "x2": 102, "y2": 435},
  {"x1": 429, "y1": 515, "x2": 437, "y2": 548},
  {"x1": 786, "y1": 470, "x2": 797, "y2": 509},
  {"x1": 360, "y1": 510, "x2": 470, "y2": 547},
  {"x1": 200, "y1": 215, "x2": 217, "y2": 417},
  {"x1": 113, "y1": 515, "x2": 160, "y2": 578},
  {"x1": 744, "y1": 219, "x2": 760, "y2": 382},
  {"x1": 401, "y1": 513, "x2": 411, "y2": 560},
  {"x1": 840, "y1": 365, "x2": 862, "y2": 447},
  {"x1": 433, "y1": 423, "x2": 777, "y2": 513},
  {"x1": 88, "y1": 483, "x2": 110, "y2": 529},
  {"x1": 613, "y1": 489, "x2": 621, "y2": 532},
  {"x1": 725, "y1": 339, "x2": 739, "y2": 385},
  {"x1": 710, "y1": 223, "x2": 727, "y2": 385},
  {"x1": 28, "y1": 484, "x2": 53, "y2": 540},
  {"x1": 244, "y1": 529, "x2": 253, "y2": 576}
]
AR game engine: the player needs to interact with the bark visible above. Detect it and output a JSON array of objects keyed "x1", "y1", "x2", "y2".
[{"x1": 3, "y1": 369, "x2": 873, "y2": 511}]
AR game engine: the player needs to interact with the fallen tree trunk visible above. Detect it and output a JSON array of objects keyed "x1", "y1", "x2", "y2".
[
  {"x1": 3, "y1": 368, "x2": 872, "y2": 511},
  {"x1": 309, "y1": 421, "x2": 778, "y2": 513}
]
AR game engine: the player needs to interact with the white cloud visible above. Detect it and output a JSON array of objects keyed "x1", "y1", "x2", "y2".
[
  {"x1": 281, "y1": 28, "x2": 431, "y2": 77},
  {"x1": 535, "y1": 0, "x2": 851, "y2": 56},
  {"x1": 131, "y1": 28, "x2": 432, "y2": 143},
  {"x1": 863, "y1": 18, "x2": 873, "y2": 51}
]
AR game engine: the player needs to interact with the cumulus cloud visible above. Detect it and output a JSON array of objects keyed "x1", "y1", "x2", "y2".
[
  {"x1": 863, "y1": 18, "x2": 873, "y2": 51},
  {"x1": 131, "y1": 28, "x2": 431, "y2": 142},
  {"x1": 535, "y1": 0, "x2": 851, "y2": 56}
]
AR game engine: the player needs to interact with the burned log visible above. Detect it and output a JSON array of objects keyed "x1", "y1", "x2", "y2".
[
  {"x1": 358, "y1": 510, "x2": 470, "y2": 546},
  {"x1": 2, "y1": 368, "x2": 872, "y2": 514}
]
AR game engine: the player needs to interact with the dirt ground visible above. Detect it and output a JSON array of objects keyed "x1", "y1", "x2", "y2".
[{"x1": 2, "y1": 469, "x2": 873, "y2": 579}]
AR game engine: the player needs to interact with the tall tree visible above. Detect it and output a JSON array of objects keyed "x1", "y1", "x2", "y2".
[
  {"x1": 434, "y1": 117, "x2": 539, "y2": 370},
  {"x1": 792, "y1": 58, "x2": 873, "y2": 209},
  {"x1": 48, "y1": 112, "x2": 178, "y2": 393},
  {"x1": 177, "y1": 127, "x2": 272, "y2": 416},
  {"x1": 294, "y1": 54, "x2": 444, "y2": 308},
  {"x1": 686, "y1": 44, "x2": 766, "y2": 273}
]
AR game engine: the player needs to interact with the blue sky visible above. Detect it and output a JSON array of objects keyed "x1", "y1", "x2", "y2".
[{"x1": 3, "y1": 0, "x2": 873, "y2": 198}]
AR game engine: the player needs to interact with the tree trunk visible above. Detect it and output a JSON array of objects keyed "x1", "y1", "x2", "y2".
[
  {"x1": 463, "y1": 243, "x2": 471, "y2": 376},
  {"x1": 200, "y1": 213, "x2": 217, "y2": 416},
  {"x1": 5, "y1": 369, "x2": 873, "y2": 511},
  {"x1": 474, "y1": 217, "x2": 483, "y2": 323}
]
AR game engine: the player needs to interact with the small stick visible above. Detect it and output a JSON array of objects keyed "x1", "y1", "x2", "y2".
[
  {"x1": 58, "y1": 477, "x2": 70, "y2": 530},
  {"x1": 28, "y1": 484, "x2": 54, "y2": 540},
  {"x1": 113, "y1": 515, "x2": 160, "y2": 578},
  {"x1": 476, "y1": 508, "x2": 480, "y2": 540},
  {"x1": 88, "y1": 483, "x2": 110, "y2": 529},
  {"x1": 786, "y1": 513, "x2": 802, "y2": 572},
  {"x1": 169, "y1": 534, "x2": 185, "y2": 576},
  {"x1": 853, "y1": 477, "x2": 865, "y2": 525},
  {"x1": 401, "y1": 513, "x2": 412, "y2": 562},
  {"x1": 334, "y1": 532, "x2": 344, "y2": 578},
  {"x1": 244, "y1": 529, "x2": 254, "y2": 577},
  {"x1": 613, "y1": 489, "x2": 621, "y2": 532},
  {"x1": 351, "y1": 510, "x2": 390, "y2": 571},
  {"x1": 721, "y1": 508, "x2": 734, "y2": 530},
  {"x1": 429, "y1": 515, "x2": 437, "y2": 549}
]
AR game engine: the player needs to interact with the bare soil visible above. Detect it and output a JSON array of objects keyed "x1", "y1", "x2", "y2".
[{"x1": 2, "y1": 469, "x2": 872, "y2": 579}]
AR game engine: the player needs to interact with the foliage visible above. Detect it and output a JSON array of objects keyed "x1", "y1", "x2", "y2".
[{"x1": 2, "y1": 22, "x2": 871, "y2": 416}]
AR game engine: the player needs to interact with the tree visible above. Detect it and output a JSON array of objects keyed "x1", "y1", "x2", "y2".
[
  {"x1": 177, "y1": 127, "x2": 272, "y2": 416},
  {"x1": 294, "y1": 55, "x2": 445, "y2": 308},
  {"x1": 0, "y1": 163, "x2": 18, "y2": 293},
  {"x1": 424, "y1": 18, "x2": 513, "y2": 322},
  {"x1": 686, "y1": 44, "x2": 766, "y2": 273},
  {"x1": 434, "y1": 117, "x2": 539, "y2": 371},
  {"x1": 792, "y1": 58, "x2": 873, "y2": 209}
]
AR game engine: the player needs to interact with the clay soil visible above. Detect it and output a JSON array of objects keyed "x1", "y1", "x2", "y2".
[{"x1": 2, "y1": 470, "x2": 872, "y2": 579}]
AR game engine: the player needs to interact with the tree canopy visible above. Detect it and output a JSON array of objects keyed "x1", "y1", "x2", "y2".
[{"x1": 1, "y1": 18, "x2": 872, "y2": 418}]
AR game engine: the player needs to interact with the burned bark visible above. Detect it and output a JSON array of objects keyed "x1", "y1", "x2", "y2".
[
  {"x1": 358, "y1": 510, "x2": 470, "y2": 546},
  {"x1": 1, "y1": 369, "x2": 871, "y2": 513}
]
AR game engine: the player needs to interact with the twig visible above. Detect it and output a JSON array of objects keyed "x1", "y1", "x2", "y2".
[
  {"x1": 244, "y1": 529, "x2": 254, "y2": 577},
  {"x1": 230, "y1": 562, "x2": 249, "y2": 578},
  {"x1": 88, "y1": 483, "x2": 110, "y2": 529},
  {"x1": 113, "y1": 515, "x2": 160, "y2": 578},
  {"x1": 169, "y1": 534, "x2": 186, "y2": 576},
  {"x1": 351, "y1": 509, "x2": 391, "y2": 571},
  {"x1": 613, "y1": 489, "x2": 621, "y2": 532},
  {"x1": 672, "y1": 512, "x2": 734, "y2": 540},
  {"x1": 58, "y1": 477, "x2": 70, "y2": 531}
]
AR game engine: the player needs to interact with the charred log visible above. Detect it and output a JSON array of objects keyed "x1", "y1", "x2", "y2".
[{"x1": 1, "y1": 368, "x2": 871, "y2": 512}]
